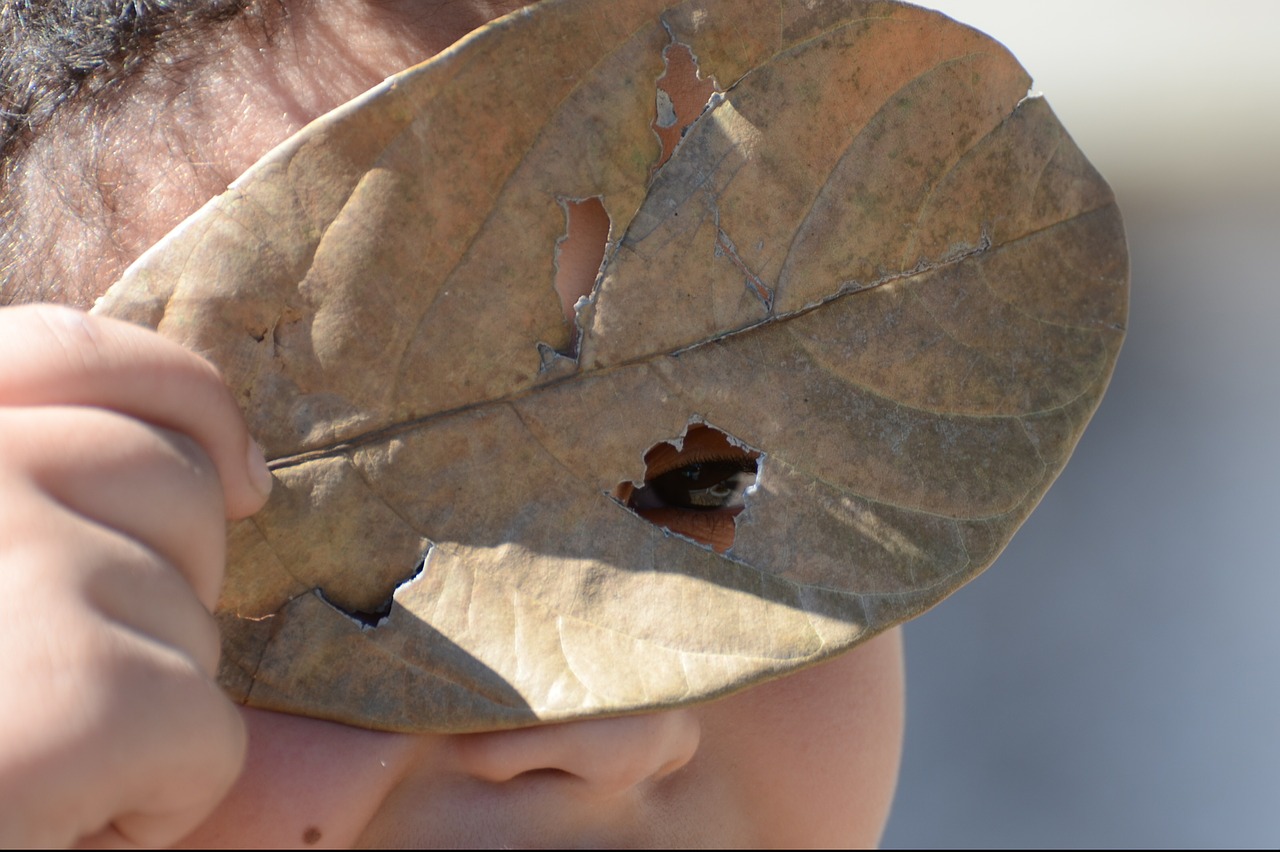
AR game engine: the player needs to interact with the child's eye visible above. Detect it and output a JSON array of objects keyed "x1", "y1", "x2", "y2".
[
  {"x1": 615, "y1": 424, "x2": 761, "y2": 553},
  {"x1": 628, "y1": 459, "x2": 757, "y2": 511}
]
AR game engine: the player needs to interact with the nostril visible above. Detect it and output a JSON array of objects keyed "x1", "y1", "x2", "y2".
[
  {"x1": 452, "y1": 712, "x2": 701, "y2": 794},
  {"x1": 510, "y1": 767, "x2": 577, "y2": 783}
]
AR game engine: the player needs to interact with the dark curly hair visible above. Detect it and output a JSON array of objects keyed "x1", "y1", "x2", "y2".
[
  {"x1": 0, "y1": 1, "x2": 269, "y2": 161},
  {"x1": 0, "y1": 0, "x2": 286, "y2": 303}
]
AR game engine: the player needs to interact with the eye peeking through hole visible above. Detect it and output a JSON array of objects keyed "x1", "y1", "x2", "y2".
[
  {"x1": 628, "y1": 459, "x2": 756, "y2": 512},
  {"x1": 616, "y1": 424, "x2": 760, "y2": 553}
]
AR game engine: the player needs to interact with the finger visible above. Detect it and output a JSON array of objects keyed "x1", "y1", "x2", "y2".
[
  {"x1": 0, "y1": 304, "x2": 271, "y2": 519},
  {"x1": 0, "y1": 527, "x2": 245, "y2": 849},
  {"x1": 0, "y1": 486, "x2": 223, "y2": 674},
  {"x1": 104, "y1": 646, "x2": 246, "y2": 849},
  {"x1": 48, "y1": 629, "x2": 245, "y2": 849},
  {"x1": 0, "y1": 407, "x2": 227, "y2": 610},
  {"x1": 97, "y1": 646, "x2": 247, "y2": 851}
]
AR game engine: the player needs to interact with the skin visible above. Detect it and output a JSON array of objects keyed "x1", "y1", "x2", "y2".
[{"x1": 0, "y1": 1, "x2": 906, "y2": 847}]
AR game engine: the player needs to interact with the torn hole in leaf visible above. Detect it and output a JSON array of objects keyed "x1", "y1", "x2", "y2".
[
  {"x1": 651, "y1": 41, "x2": 718, "y2": 173},
  {"x1": 316, "y1": 552, "x2": 427, "y2": 630},
  {"x1": 614, "y1": 422, "x2": 761, "y2": 554},
  {"x1": 552, "y1": 196, "x2": 610, "y2": 357}
]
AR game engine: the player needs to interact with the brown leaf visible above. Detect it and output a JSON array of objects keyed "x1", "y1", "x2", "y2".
[{"x1": 93, "y1": 0, "x2": 1127, "y2": 732}]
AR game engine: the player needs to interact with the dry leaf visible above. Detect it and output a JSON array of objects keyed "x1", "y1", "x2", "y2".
[{"x1": 93, "y1": 0, "x2": 1128, "y2": 732}]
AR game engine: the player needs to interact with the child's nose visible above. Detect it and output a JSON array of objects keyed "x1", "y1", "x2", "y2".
[{"x1": 450, "y1": 711, "x2": 701, "y2": 796}]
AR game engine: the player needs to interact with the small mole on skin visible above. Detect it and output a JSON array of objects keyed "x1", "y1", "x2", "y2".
[{"x1": 302, "y1": 826, "x2": 322, "y2": 845}]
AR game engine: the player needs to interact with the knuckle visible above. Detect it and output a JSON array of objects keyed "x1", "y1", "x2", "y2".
[
  {"x1": 182, "y1": 604, "x2": 225, "y2": 677},
  {"x1": 29, "y1": 304, "x2": 108, "y2": 372},
  {"x1": 157, "y1": 426, "x2": 223, "y2": 495},
  {"x1": 94, "y1": 635, "x2": 221, "y2": 726}
]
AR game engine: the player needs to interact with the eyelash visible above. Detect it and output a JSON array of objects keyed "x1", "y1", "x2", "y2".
[{"x1": 626, "y1": 454, "x2": 758, "y2": 512}]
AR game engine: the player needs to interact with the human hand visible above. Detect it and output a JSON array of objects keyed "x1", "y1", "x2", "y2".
[{"x1": 0, "y1": 305, "x2": 272, "y2": 848}]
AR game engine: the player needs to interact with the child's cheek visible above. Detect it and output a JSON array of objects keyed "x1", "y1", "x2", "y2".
[
  {"x1": 175, "y1": 708, "x2": 419, "y2": 849},
  {"x1": 692, "y1": 627, "x2": 906, "y2": 846},
  {"x1": 176, "y1": 632, "x2": 903, "y2": 848}
]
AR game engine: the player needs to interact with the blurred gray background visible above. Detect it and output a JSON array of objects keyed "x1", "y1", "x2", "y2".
[{"x1": 882, "y1": 2, "x2": 1280, "y2": 847}]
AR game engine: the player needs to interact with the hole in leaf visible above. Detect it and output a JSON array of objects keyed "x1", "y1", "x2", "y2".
[
  {"x1": 554, "y1": 196, "x2": 610, "y2": 356},
  {"x1": 317, "y1": 555, "x2": 426, "y2": 630},
  {"x1": 651, "y1": 42, "x2": 718, "y2": 173},
  {"x1": 615, "y1": 423, "x2": 760, "y2": 554}
]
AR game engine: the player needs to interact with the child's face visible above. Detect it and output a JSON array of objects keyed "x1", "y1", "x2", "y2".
[
  {"x1": 30, "y1": 1, "x2": 906, "y2": 845},
  {"x1": 179, "y1": 630, "x2": 903, "y2": 847}
]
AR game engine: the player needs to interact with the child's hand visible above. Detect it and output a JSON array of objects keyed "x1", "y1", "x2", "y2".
[{"x1": 0, "y1": 305, "x2": 272, "y2": 848}]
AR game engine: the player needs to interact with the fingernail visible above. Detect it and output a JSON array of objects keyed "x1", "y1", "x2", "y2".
[{"x1": 247, "y1": 439, "x2": 274, "y2": 499}]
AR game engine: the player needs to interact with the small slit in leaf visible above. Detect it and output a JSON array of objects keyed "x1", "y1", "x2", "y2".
[
  {"x1": 651, "y1": 42, "x2": 718, "y2": 173},
  {"x1": 317, "y1": 555, "x2": 426, "y2": 629},
  {"x1": 553, "y1": 196, "x2": 610, "y2": 357},
  {"x1": 614, "y1": 422, "x2": 761, "y2": 554}
]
